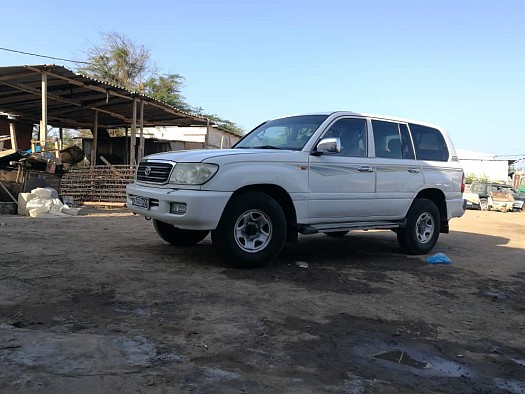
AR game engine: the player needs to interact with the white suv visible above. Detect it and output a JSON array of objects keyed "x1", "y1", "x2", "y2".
[{"x1": 127, "y1": 111, "x2": 465, "y2": 267}]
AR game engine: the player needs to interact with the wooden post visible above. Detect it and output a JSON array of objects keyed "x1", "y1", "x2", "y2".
[
  {"x1": 125, "y1": 127, "x2": 129, "y2": 165},
  {"x1": 130, "y1": 98, "x2": 137, "y2": 165},
  {"x1": 9, "y1": 121, "x2": 17, "y2": 151},
  {"x1": 205, "y1": 118, "x2": 210, "y2": 149},
  {"x1": 138, "y1": 99, "x2": 145, "y2": 162},
  {"x1": 90, "y1": 110, "x2": 99, "y2": 166},
  {"x1": 40, "y1": 72, "x2": 48, "y2": 151}
]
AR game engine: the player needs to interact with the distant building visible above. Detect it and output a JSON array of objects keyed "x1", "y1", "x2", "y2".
[
  {"x1": 457, "y1": 149, "x2": 510, "y2": 183},
  {"x1": 510, "y1": 158, "x2": 525, "y2": 172},
  {"x1": 80, "y1": 125, "x2": 243, "y2": 165},
  {"x1": 144, "y1": 125, "x2": 242, "y2": 149}
]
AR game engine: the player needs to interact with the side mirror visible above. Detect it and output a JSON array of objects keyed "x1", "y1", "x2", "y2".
[{"x1": 313, "y1": 137, "x2": 341, "y2": 155}]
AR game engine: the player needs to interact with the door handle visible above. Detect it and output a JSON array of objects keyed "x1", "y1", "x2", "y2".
[
  {"x1": 408, "y1": 168, "x2": 421, "y2": 173},
  {"x1": 358, "y1": 166, "x2": 374, "y2": 173}
]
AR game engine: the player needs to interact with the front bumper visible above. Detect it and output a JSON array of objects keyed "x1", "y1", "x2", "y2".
[{"x1": 126, "y1": 183, "x2": 232, "y2": 230}]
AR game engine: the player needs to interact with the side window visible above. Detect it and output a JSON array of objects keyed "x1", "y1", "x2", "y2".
[
  {"x1": 471, "y1": 184, "x2": 483, "y2": 193},
  {"x1": 409, "y1": 123, "x2": 449, "y2": 162},
  {"x1": 323, "y1": 118, "x2": 367, "y2": 157},
  {"x1": 371, "y1": 120, "x2": 403, "y2": 159},
  {"x1": 399, "y1": 124, "x2": 415, "y2": 159}
]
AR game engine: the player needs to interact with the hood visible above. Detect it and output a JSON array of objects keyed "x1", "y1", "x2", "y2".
[{"x1": 141, "y1": 148, "x2": 297, "y2": 163}]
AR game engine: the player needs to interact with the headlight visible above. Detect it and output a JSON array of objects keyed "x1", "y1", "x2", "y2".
[{"x1": 169, "y1": 163, "x2": 219, "y2": 185}]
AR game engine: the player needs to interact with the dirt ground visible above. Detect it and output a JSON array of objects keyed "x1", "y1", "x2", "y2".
[{"x1": 0, "y1": 207, "x2": 524, "y2": 394}]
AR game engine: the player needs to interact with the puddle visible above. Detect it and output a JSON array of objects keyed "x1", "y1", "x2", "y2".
[
  {"x1": 0, "y1": 323, "x2": 181, "y2": 376},
  {"x1": 482, "y1": 289, "x2": 510, "y2": 300},
  {"x1": 202, "y1": 367, "x2": 242, "y2": 382},
  {"x1": 494, "y1": 378, "x2": 525, "y2": 394},
  {"x1": 512, "y1": 358, "x2": 525, "y2": 367},
  {"x1": 350, "y1": 340, "x2": 471, "y2": 378},
  {"x1": 374, "y1": 350, "x2": 430, "y2": 369}
]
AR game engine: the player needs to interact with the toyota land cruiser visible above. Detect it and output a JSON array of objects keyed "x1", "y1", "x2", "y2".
[{"x1": 127, "y1": 111, "x2": 466, "y2": 267}]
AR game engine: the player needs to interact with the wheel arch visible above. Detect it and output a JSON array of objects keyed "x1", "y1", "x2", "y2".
[
  {"x1": 230, "y1": 184, "x2": 298, "y2": 242},
  {"x1": 415, "y1": 188, "x2": 448, "y2": 233}
]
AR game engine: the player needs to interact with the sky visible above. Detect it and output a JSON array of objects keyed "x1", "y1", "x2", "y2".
[{"x1": 1, "y1": 0, "x2": 524, "y2": 158}]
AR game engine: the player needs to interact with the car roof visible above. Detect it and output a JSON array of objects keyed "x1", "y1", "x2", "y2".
[{"x1": 274, "y1": 111, "x2": 444, "y2": 130}]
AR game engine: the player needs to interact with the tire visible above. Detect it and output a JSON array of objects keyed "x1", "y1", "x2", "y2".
[
  {"x1": 153, "y1": 219, "x2": 209, "y2": 246},
  {"x1": 479, "y1": 198, "x2": 489, "y2": 211},
  {"x1": 211, "y1": 192, "x2": 287, "y2": 268},
  {"x1": 397, "y1": 198, "x2": 440, "y2": 255},
  {"x1": 324, "y1": 231, "x2": 349, "y2": 238}
]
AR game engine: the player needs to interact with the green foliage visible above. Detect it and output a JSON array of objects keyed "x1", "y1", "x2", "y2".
[
  {"x1": 142, "y1": 74, "x2": 191, "y2": 112},
  {"x1": 60, "y1": 129, "x2": 80, "y2": 147},
  {"x1": 76, "y1": 32, "x2": 245, "y2": 136},
  {"x1": 195, "y1": 112, "x2": 245, "y2": 136},
  {"x1": 37, "y1": 127, "x2": 81, "y2": 149},
  {"x1": 77, "y1": 32, "x2": 153, "y2": 90},
  {"x1": 465, "y1": 173, "x2": 490, "y2": 184}
]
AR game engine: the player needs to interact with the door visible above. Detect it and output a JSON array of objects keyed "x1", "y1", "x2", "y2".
[
  {"x1": 371, "y1": 120, "x2": 424, "y2": 218},
  {"x1": 308, "y1": 117, "x2": 376, "y2": 222}
]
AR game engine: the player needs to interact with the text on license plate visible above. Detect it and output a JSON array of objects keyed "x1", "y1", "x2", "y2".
[{"x1": 130, "y1": 195, "x2": 149, "y2": 209}]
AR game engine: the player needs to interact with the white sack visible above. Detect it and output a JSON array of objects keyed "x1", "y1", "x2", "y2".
[
  {"x1": 26, "y1": 198, "x2": 53, "y2": 217},
  {"x1": 32, "y1": 188, "x2": 52, "y2": 199}
]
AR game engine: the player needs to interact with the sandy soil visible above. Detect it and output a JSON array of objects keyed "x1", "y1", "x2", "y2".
[{"x1": 0, "y1": 207, "x2": 524, "y2": 393}]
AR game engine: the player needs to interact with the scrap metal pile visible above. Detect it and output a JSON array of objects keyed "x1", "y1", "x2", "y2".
[
  {"x1": 60, "y1": 165, "x2": 135, "y2": 204},
  {"x1": 0, "y1": 143, "x2": 86, "y2": 209}
]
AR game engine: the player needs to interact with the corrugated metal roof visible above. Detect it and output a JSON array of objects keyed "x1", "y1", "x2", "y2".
[{"x1": 0, "y1": 64, "x2": 209, "y2": 129}]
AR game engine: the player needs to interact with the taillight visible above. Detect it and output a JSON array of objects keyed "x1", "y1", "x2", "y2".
[{"x1": 461, "y1": 173, "x2": 465, "y2": 193}]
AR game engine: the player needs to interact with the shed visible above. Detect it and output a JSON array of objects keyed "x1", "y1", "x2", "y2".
[{"x1": 0, "y1": 64, "x2": 210, "y2": 165}]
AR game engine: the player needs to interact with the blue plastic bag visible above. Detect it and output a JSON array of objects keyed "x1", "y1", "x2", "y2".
[{"x1": 426, "y1": 252, "x2": 452, "y2": 265}]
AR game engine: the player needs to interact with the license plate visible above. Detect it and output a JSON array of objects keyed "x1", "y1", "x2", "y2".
[{"x1": 130, "y1": 195, "x2": 149, "y2": 209}]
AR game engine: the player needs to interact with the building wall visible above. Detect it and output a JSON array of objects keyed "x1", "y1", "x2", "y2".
[
  {"x1": 0, "y1": 116, "x2": 33, "y2": 151},
  {"x1": 460, "y1": 159, "x2": 509, "y2": 183},
  {"x1": 82, "y1": 125, "x2": 243, "y2": 164},
  {"x1": 81, "y1": 136, "x2": 206, "y2": 164},
  {"x1": 144, "y1": 126, "x2": 242, "y2": 148},
  {"x1": 207, "y1": 128, "x2": 241, "y2": 149}
]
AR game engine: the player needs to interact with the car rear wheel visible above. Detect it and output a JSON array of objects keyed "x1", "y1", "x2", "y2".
[
  {"x1": 153, "y1": 219, "x2": 209, "y2": 246},
  {"x1": 479, "y1": 198, "x2": 489, "y2": 211},
  {"x1": 397, "y1": 198, "x2": 440, "y2": 255},
  {"x1": 211, "y1": 192, "x2": 286, "y2": 268}
]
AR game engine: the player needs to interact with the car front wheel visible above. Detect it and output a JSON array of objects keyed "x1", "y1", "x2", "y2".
[
  {"x1": 211, "y1": 192, "x2": 286, "y2": 268},
  {"x1": 397, "y1": 198, "x2": 440, "y2": 255},
  {"x1": 153, "y1": 219, "x2": 209, "y2": 246}
]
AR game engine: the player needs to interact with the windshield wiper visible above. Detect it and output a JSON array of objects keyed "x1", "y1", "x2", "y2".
[{"x1": 251, "y1": 145, "x2": 282, "y2": 150}]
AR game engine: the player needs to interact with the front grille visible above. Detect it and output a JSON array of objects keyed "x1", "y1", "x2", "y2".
[{"x1": 137, "y1": 161, "x2": 173, "y2": 183}]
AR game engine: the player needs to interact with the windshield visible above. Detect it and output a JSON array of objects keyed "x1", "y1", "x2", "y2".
[{"x1": 235, "y1": 115, "x2": 329, "y2": 150}]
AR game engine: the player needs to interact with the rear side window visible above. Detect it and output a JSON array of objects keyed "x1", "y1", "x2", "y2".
[
  {"x1": 409, "y1": 123, "x2": 449, "y2": 162},
  {"x1": 371, "y1": 120, "x2": 414, "y2": 159}
]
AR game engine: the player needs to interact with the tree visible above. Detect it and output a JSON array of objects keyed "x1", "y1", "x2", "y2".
[
  {"x1": 142, "y1": 74, "x2": 191, "y2": 112},
  {"x1": 77, "y1": 32, "x2": 154, "y2": 90},
  {"x1": 77, "y1": 32, "x2": 244, "y2": 135},
  {"x1": 204, "y1": 114, "x2": 245, "y2": 136}
]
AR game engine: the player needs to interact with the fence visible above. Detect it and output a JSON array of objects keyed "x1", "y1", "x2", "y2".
[{"x1": 60, "y1": 165, "x2": 136, "y2": 204}]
